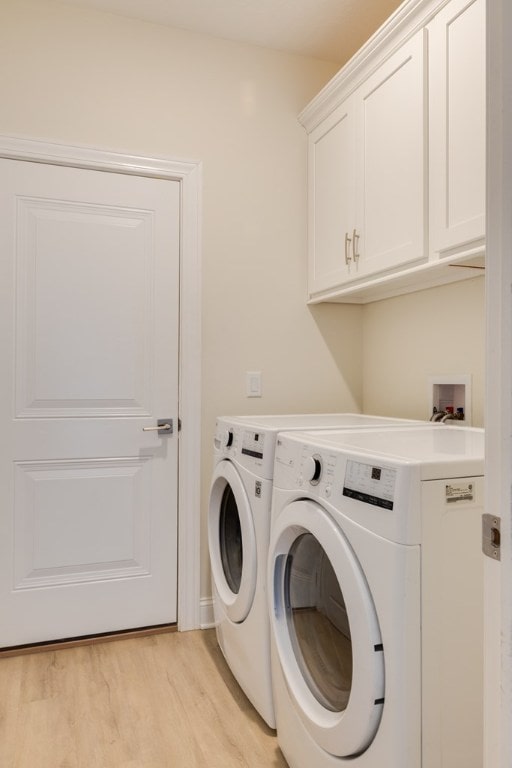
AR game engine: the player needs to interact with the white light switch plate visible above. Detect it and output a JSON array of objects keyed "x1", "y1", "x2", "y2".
[{"x1": 246, "y1": 371, "x2": 262, "y2": 397}]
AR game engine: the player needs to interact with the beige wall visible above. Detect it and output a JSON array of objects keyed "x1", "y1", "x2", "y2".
[
  {"x1": 0, "y1": 0, "x2": 364, "y2": 601},
  {"x1": 0, "y1": 0, "x2": 486, "y2": 610},
  {"x1": 362, "y1": 276, "x2": 485, "y2": 426}
]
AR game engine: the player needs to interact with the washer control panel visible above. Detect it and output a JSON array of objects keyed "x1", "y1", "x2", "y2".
[
  {"x1": 275, "y1": 438, "x2": 399, "y2": 515},
  {"x1": 241, "y1": 430, "x2": 265, "y2": 460},
  {"x1": 343, "y1": 460, "x2": 397, "y2": 510},
  {"x1": 214, "y1": 420, "x2": 277, "y2": 479}
]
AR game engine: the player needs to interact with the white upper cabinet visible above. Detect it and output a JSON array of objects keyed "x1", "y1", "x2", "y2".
[
  {"x1": 355, "y1": 31, "x2": 426, "y2": 280},
  {"x1": 428, "y1": 0, "x2": 486, "y2": 256},
  {"x1": 301, "y1": 0, "x2": 486, "y2": 304},
  {"x1": 309, "y1": 33, "x2": 426, "y2": 297},
  {"x1": 309, "y1": 95, "x2": 357, "y2": 295}
]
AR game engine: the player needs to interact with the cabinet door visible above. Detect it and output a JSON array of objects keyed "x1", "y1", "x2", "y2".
[
  {"x1": 429, "y1": 0, "x2": 485, "y2": 254},
  {"x1": 355, "y1": 30, "x2": 427, "y2": 279},
  {"x1": 308, "y1": 97, "x2": 356, "y2": 296}
]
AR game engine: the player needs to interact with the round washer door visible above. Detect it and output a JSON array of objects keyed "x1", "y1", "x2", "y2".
[
  {"x1": 269, "y1": 499, "x2": 385, "y2": 758},
  {"x1": 208, "y1": 460, "x2": 257, "y2": 623}
]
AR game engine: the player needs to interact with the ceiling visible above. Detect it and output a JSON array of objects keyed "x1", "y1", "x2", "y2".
[{"x1": 58, "y1": 0, "x2": 405, "y2": 64}]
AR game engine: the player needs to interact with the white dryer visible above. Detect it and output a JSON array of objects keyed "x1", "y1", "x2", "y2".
[
  {"x1": 207, "y1": 413, "x2": 426, "y2": 729},
  {"x1": 268, "y1": 426, "x2": 484, "y2": 767}
]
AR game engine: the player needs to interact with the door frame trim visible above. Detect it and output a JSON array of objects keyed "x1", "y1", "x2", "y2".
[{"x1": 0, "y1": 134, "x2": 202, "y2": 631}]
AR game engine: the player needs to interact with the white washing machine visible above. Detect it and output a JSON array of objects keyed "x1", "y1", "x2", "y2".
[
  {"x1": 268, "y1": 426, "x2": 484, "y2": 767},
  {"x1": 207, "y1": 413, "x2": 427, "y2": 729}
]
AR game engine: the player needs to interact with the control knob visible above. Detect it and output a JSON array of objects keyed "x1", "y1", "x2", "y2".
[
  {"x1": 224, "y1": 429, "x2": 234, "y2": 448},
  {"x1": 303, "y1": 454, "x2": 323, "y2": 485}
]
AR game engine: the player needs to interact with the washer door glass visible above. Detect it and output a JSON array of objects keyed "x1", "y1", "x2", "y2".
[
  {"x1": 208, "y1": 460, "x2": 257, "y2": 623},
  {"x1": 286, "y1": 532, "x2": 353, "y2": 713},
  {"x1": 270, "y1": 500, "x2": 384, "y2": 758},
  {"x1": 219, "y1": 483, "x2": 243, "y2": 593}
]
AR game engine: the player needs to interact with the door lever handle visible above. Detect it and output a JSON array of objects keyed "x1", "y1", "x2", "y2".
[{"x1": 143, "y1": 419, "x2": 174, "y2": 435}]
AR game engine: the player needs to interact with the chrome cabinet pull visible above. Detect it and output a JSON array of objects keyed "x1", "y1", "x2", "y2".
[
  {"x1": 345, "y1": 232, "x2": 352, "y2": 264},
  {"x1": 143, "y1": 419, "x2": 174, "y2": 435},
  {"x1": 352, "y1": 229, "x2": 360, "y2": 262}
]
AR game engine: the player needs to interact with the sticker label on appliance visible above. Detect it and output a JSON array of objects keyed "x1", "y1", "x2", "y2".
[
  {"x1": 445, "y1": 482, "x2": 474, "y2": 503},
  {"x1": 343, "y1": 460, "x2": 397, "y2": 510}
]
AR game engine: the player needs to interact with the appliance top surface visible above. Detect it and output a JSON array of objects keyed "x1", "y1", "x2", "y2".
[
  {"x1": 217, "y1": 413, "x2": 426, "y2": 431},
  {"x1": 279, "y1": 426, "x2": 484, "y2": 478}
]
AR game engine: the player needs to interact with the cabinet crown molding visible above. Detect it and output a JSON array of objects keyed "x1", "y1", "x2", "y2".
[{"x1": 299, "y1": 0, "x2": 451, "y2": 133}]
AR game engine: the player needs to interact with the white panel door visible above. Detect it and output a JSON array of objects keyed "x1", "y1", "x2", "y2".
[{"x1": 0, "y1": 159, "x2": 180, "y2": 647}]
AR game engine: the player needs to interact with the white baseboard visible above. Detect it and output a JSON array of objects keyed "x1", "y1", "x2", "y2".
[{"x1": 200, "y1": 597, "x2": 215, "y2": 629}]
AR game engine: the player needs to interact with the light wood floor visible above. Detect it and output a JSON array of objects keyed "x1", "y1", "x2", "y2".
[{"x1": 0, "y1": 629, "x2": 288, "y2": 768}]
